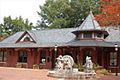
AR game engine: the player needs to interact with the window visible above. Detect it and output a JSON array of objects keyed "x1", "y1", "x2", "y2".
[
  {"x1": 40, "y1": 50, "x2": 46, "y2": 64},
  {"x1": 0, "y1": 51, "x2": 7, "y2": 62},
  {"x1": 23, "y1": 37, "x2": 30, "y2": 42},
  {"x1": 110, "y1": 52, "x2": 117, "y2": 66},
  {"x1": 78, "y1": 34, "x2": 82, "y2": 39},
  {"x1": 18, "y1": 51, "x2": 27, "y2": 63},
  {"x1": 97, "y1": 34, "x2": 102, "y2": 38},
  {"x1": 83, "y1": 33, "x2": 92, "y2": 38},
  {"x1": 95, "y1": 33, "x2": 103, "y2": 38}
]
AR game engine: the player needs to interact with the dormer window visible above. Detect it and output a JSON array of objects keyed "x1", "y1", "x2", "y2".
[
  {"x1": 23, "y1": 37, "x2": 30, "y2": 42},
  {"x1": 20, "y1": 34, "x2": 33, "y2": 42},
  {"x1": 78, "y1": 34, "x2": 82, "y2": 39},
  {"x1": 16, "y1": 31, "x2": 36, "y2": 43},
  {"x1": 72, "y1": 12, "x2": 108, "y2": 41},
  {"x1": 83, "y1": 32, "x2": 92, "y2": 39},
  {"x1": 77, "y1": 32, "x2": 93, "y2": 39},
  {"x1": 94, "y1": 33, "x2": 104, "y2": 39},
  {"x1": 97, "y1": 34, "x2": 102, "y2": 38}
]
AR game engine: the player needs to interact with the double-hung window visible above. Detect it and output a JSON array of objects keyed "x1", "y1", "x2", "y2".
[
  {"x1": 40, "y1": 50, "x2": 46, "y2": 64},
  {"x1": 110, "y1": 52, "x2": 117, "y2": 66},
  {"x1": 18, "y1": 51, "x2": 27, "y2": 63},
  {"x1": 0, "y1": 51, "x2": 7, "y2": 62}
]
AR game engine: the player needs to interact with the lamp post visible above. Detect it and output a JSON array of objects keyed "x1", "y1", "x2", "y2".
[
  {"x1": 54, "y1": 45, "x2": 58, "y2": 68},
  {"x1": 114, "y1": 44, "x2": 118, "y2": 76}
]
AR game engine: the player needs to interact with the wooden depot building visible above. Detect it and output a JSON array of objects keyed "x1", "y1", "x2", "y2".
[{"x1": 0, "y1": 12, "x2": 120, "y2": 72}]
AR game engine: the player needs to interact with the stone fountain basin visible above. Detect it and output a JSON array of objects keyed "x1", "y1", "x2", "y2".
[{"x1": 48, "y1": 70, "x2": 96, "y2": 79}]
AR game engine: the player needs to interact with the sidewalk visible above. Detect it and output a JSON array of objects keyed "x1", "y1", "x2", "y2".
[
  {"x1": 0, "y1": 67, "x2": 57, "y2": 80},
  {"x1": 98, "y1": 75, "x2": 120, "y2": 80},
  {"x1": 97, "y1": 72, "x2": 120, "y2": 80},
  {"x1": 0, "y1": 67, "x2": 120, "y2": 80}
]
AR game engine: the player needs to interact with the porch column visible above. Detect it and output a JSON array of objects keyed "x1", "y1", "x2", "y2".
[
  {"x1": 58, "y1": 48, "x2": 63, "y2": 55},
  {"x1": 14, "y1": 49, "x2": 19, "y2": 67},
  {"x1": 37, "y1": 48, "x2": 41, "y2": 64},
  {"x1": 6, "y1": 49, "x2": 15, "y2": 67},
  {"x1": 101, "y1": 48, "x2": 104, "y2": 67},
  {"x1": 118, "y1": 49, "x2": 120, "y2": 72},
  {"x1": 46, "y1": 49, "x2": 49, "y2": 69},
  {"x1": 27, "y1": 49, "x2": 34, "y2": 68},
  {"x1": 49, "y1": 48, "x2": 53, "y2": 69},
  {"x1": 79, "y1": 47, "x2": 83, "y2": 65},
  {"x1": 92, "y1": 48, "x2": 97, "y2": 64}
]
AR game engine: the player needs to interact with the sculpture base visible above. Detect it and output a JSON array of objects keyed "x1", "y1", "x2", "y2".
[{"x1": 48, "y1": 69, "x2": 96, "y2": 79}]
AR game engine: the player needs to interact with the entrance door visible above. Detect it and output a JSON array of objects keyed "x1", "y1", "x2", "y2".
[{"x1": 83, "y1": 49, "x2": 92, "y2": 64}]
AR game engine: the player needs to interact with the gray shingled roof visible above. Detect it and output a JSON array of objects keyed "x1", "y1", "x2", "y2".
[
  {"x1": 105, "y1": 27, "x2": 120, "y2": 42},
  {"x1": 0, "y1": 11, "x2": 120, "y2": 48},
  {"x1": 78, "y1": 11, "x2": 101, "y2": 30},
  {"x1": 0, "y1": 28, "x2": 77, "y2": 48},
  {"x1": 0, "y1": 27, "x2": 120, "y2": 48},
  {"x1": 66, "y1": 39, "x2": 115, "y2": 47},
  {"x1": 1, "y1": 32, "x2": 24, "y2": 43}
]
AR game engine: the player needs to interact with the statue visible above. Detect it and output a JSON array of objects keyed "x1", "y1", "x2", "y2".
[
  {"x1": 55, "y1": 55, "x2": 74, "y2": 71},
  {"x1": 56, "y1": 55, "x2": 64, "y2": 70},
  {"x1": 48, "y1": 55, "x2": 96, "y2": 79},
  {"x1": 84, "y1": 56, "x2": 93, "y2": 73}
]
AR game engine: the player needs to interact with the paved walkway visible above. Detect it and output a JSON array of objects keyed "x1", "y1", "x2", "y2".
[
  {"x1": 98, "y1": 75, "x2": 120, "y2": 80},
  {"x1": 0, "y1": 67, "x2": 120, "y2": 80},
  {"x1": 96, "y1": 73, "x2": 120, "y2": 80},
  {"x1": 0, "y1": 67, "x2": 57, "y2": 80}
]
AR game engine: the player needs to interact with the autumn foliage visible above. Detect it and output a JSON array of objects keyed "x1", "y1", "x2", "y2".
[{"x1": 95, "y1": 0, "x2": 120, "y2": 27}]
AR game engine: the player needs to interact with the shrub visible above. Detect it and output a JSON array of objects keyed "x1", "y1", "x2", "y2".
[
  {"x1": 93, "y1": 63, "x2": 101, "y2": 70},
  {"x1": 16, "y1": 63, "x2": 22, "y2": 68},
  {"x1": 78, "y1": 64, "x2": 84, "y2": 71},
  {"x1": 33, "y1": 64, "x2": 39, "y2": 69},
  {"x1": 97, "y1": 69, "x2": 109, "y2": 75},
  {"x1": 73, "y1": 63, "x2": 79, "y2": 68},
  {"x1": 73, "y1": 63, "x2": 84, "y2": 71}
]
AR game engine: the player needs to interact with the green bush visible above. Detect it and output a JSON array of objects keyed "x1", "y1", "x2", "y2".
[
  {"x1": 33, "y1": 64, "x2": 39, "y2": 69},
  {"x1": 73, "y1": 63, "x2": 84, "y2": 71},
  {"x1": 73, "y1": 63, "x2": 79, "y2": 68},
  {"x1": 93, "y1": 63, "x2": 101, "y2": 70},
  {"x1": 78, "y1": 64, "x2": 84, "y2": 71},
  {"x1": 16, "y1": 63, "x2": 22, "y2": 68},
  {"x1": 98, "y1": 69, "x2": 109, "y2": 75}
]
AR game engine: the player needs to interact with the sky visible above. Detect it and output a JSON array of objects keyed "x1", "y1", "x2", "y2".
[{"x1": 0, "y1": 0, "x2": 45, "y2": 25}]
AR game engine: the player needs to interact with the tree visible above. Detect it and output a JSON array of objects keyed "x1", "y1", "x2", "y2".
[
  {"x1": 95, "y1": 0, "x2": 120, "y2": 27},
  {"x1": 36, "y1": 0, "x2": 100, "y2": 29},
  {"x1": 0, "y1": 16, "x2": 33, "y2": 36}
]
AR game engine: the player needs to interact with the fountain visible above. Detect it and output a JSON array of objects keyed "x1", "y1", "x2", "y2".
[
  {"x1": 84, "y1": 56, "x2": 95, "y2": 73},
  {"x1": 48, "y1": 55, "x2": 96, "y2": 79}
]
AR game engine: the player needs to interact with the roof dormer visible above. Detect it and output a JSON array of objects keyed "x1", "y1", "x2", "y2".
[
  {"x1": 78, "y1": 11, "x2": 101, "y2": 30},
  {"x1": 72, "y1": 11, "x2": 109, "y2": 41},
  {"x1": 16, "y1": 31, "x2": 36, "y2": 43}
]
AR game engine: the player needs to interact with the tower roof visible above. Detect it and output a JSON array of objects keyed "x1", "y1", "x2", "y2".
[{"x1": 78, "y1": 11, "x2": 101, "y2": 30}]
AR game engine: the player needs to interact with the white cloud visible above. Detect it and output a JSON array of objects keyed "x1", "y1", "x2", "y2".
[{"x1": 0, "y1": 0, "x2": 45, "y2": 25}]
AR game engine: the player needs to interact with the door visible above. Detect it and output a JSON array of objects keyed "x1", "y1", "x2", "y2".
[{"x1": 82, "y1": 48, "x2": 92, "y2": 64}]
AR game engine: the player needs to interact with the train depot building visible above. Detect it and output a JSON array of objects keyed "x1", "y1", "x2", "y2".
[{"x1": 0, "y1": 12, "x2": 120, "y2": 72}]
